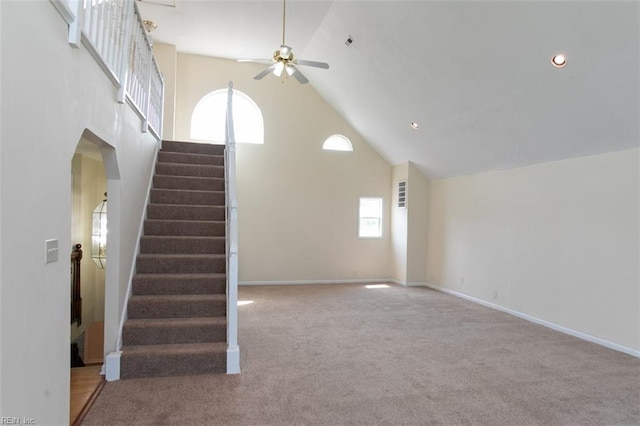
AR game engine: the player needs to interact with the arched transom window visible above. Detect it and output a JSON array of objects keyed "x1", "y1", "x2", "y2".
[
  {"x1": 322, "y1": 134, "x2": 353, "y2": 151},
  {"x1": 190, "y1": 89, "x2": 264, "y2": 144}
]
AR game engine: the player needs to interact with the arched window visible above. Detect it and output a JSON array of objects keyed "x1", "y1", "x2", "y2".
[
  {"x1": 322, "y1": 134, "x2": 353, "y2": 151},
  {"x1": 190, "y1": 89, "x2": 264, "y2": 144}
]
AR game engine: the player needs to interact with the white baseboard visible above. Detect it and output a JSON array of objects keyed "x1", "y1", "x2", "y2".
[
  {"x1": 389, "y1": 279, "x2": 427, "y2": 287},
  {"x1": 105, "y1": 351, "x2": 122, "y2": 381},
  {"x1": 239, "y1": 278, "x2": 392, "y2": 286},
  {"x1": 425, "y1": 283, "x2": 640, "y2": 359}
]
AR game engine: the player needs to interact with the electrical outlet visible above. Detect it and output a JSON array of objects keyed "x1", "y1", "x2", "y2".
[
  {"x1": 45, "y1": 239, "x2": 59, "y2": 264},
  {"x1": 493, "y1": 290, "x2": 498, "y2": 299}
]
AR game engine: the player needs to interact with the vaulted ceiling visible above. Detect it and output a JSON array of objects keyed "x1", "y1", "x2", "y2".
[{"x1": 138, "y1": 0, "x2": 639, "y2": 178}]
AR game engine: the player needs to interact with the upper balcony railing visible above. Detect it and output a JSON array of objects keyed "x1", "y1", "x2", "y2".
[{"x1": 50, "y1": 0, "x2": 163, "y2": 140}]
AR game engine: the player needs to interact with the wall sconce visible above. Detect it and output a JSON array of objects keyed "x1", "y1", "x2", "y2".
[{"x1": 92, "y1": 193, "x2": 107, "y2": 269}]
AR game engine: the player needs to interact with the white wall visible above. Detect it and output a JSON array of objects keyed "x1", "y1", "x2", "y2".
[
  {"x1": 391, "y1": 163, "x2": 408, "y2": 283},
  {"x1": 427, "y1": 149, "x2": 640, "y2": 351},
  {"x1": 170, "y1": 51, "x2": 392, "y2": 283},
  {"x1": 1, "y1": 2, "x2": 157, "y2": 423},
  {"x1": 390, "y1": 162, "x2": 429, "y2": 286},
  {"x1": 0, "y1": 0, "x2": 4, "y2": 416}
]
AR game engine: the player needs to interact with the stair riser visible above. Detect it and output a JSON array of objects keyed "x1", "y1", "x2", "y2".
[
  {"x1": 120, "y1": 350, "x2": 226, "y2": 379},
  {"x1": 140, "y1": 237, "x2": 225, "y2": 255},
  {"x1": 127, "y1": 299, "x2": 226, "y2": 319},
  {"x1": 156, "y1": 163, "x2": 224, "y2": 178},
  {"x1": 153, "y1": 175, "x2": 225, "y2": 192},
  {"x1": 123, "y1": 323, "x2": 226, "y2": 346},
  {"x1": 147, "y1": 204, "x2": 225, "y2": 221},
  {"x1": 150, "y1": 189, "x2": 225, "y2": 206},
  {"x1": 144, "y1": 220, "x2": 225, "y2": 237},
  {"x1": 137, "y1": 256, "x2": 226, "y2": 274},
  {"x1": 162, "y1": 141, "x2": 225, "y2": 156},
  {"x1": 132, "y1": 276, "x2": 226, "y2": 296},
  {"x1": 158, "y1": 152, "x2": 224, "y2": 166}
]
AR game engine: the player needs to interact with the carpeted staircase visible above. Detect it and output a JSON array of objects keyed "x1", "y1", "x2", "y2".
[{"x1": 120, "y1": 141, "x2": 227, "y2": 379}]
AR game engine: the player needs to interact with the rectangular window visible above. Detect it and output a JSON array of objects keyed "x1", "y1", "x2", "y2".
[{"x1": 359, "y1": 197, "x2": 383, "y2": 238}]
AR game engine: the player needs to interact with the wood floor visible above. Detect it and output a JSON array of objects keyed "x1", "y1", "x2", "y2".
[{"x1": 70, "y1": 365, "x2": 104, "y2": 425}]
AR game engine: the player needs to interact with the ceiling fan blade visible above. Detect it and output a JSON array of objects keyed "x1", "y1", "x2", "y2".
[
  {"x1": 238, "y1": 59, "x2": 273, "y2": 64},
  {"x1": 291, "y1": 66, "x2": 309, "y2": 84},
  {"x1": 295, "y1": 59, "x2": 329, "y2": 69},
  {"x1": 254, "y1": 65, "x2": 276, "y2": 80}
]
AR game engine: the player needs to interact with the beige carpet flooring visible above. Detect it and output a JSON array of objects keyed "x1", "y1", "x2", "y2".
[{"x1": 83, "y1": 283, "x2": 640, "y2": 425}]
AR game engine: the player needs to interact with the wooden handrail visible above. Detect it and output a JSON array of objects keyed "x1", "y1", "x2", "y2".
[{"x1": 71, "y1": 243, "x2": 83, "y2": 326}]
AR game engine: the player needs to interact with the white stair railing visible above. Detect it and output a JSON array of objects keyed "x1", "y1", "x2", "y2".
[
  {"x1": 53, "y1": 0, "x2": 163, "y2": 140},
  {"x1": 225, "y1": 82, "x2": 240, "y2": 374},
  {"x1": 81, "y1": 0, "x2": 129, "y2": 84}
]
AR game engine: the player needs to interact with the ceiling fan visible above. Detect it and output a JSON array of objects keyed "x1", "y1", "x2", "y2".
[{"x1": 238, "y1": 0, "x2": 329, "y2": 84}]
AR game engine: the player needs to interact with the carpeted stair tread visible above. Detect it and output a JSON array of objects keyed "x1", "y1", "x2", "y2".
[
  {"x1": 144, "y1": 219, "x2": 225, "y2": 237},
  {"x1": 158, "y1": 151, "x2": 224, "y2": 166},
  {"x1": 123, "y1": 317, "x2": 226, "y2": 346},
  {"x1": 127, "y1": 294, "x2": 226, "y2": 319},
  {"x1": 153, "y1": 175, "x2": 225, "y2": 191},
  {"x1": 123, "y1": 341, "x2": 227, "y2": 354},
  {"x1": 156, "y1": 162, "x2": 224, "y2": 178},
  {"x1": 162, "y1": 141, "x2": 225, "y2": 156},
  {"x1": 150, "y1": 188, "x2": 225, "y2": 206},
  {"x1": 128, "y1": 293, "x2": 226, "y2": 302},
  {"x1": 140, "y1": 235, "x2": 225, "y2": 254},
  {"x1": 120, "y1": 342, "x2": 227, "y2": 378},
  {"x1": 132, "y1": 273, "x2": 226, "y2": 296},
  {"x1": 136, "y1": 253, "x2": 226, "y2": 274},
  {"x1": 146, "y1": 203, "x2": 225, "y2": 221}
]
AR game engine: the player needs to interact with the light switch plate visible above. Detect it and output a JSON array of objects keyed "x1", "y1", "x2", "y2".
[{"x1": 45, "y1": 239, "x2": 59, "y2": 264}]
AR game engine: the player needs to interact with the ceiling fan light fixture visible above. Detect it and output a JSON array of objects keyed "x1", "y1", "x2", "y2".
[
  {"x1": 143, "y1": 20, "x2": 158, "y2": 33},
  {"x1": 285, "y1": 64, "x2": 296, "y2": 76},
  {"x1": 273, "y1": 61, "x2": 285, "y2": 77},
  {"x1": 280, "y1": 45, "x2": 292, "y2": 59}
]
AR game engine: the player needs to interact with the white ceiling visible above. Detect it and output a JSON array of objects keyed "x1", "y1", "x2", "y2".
[{"x1": 138, "y1": 0, "x2": 639, "y2": 178}]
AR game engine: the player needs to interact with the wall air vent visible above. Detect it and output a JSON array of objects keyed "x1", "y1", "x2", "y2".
[{"x1": 398, "y1": 180, "x2": 407, "y2": 208}]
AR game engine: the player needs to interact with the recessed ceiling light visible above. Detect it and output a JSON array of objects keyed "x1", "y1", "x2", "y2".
[
  {"x1": 551, "y1": 54, "x2": 566, "y2": 68},
  {"x1": 410, "y1": 122, "x2": 419, "y2": 129}
]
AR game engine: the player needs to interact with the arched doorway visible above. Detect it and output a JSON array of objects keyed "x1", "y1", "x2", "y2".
[{"x1": 69, "y1": 130, "x2": 120, "y2": 424}]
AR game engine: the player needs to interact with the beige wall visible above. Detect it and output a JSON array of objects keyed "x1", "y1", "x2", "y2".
[
  {"x1": 406, "y1": 163, "x2": 429, "y2": 284},
  {"x1": 153, "y1": 43, "x2": 177, "y2": 140},
  {"x1": 427, "y1": 149, "x2": 639, "y2": 351},
  {"x1": 170, "y1": 50, "x2": 392, "y2": 282}
]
